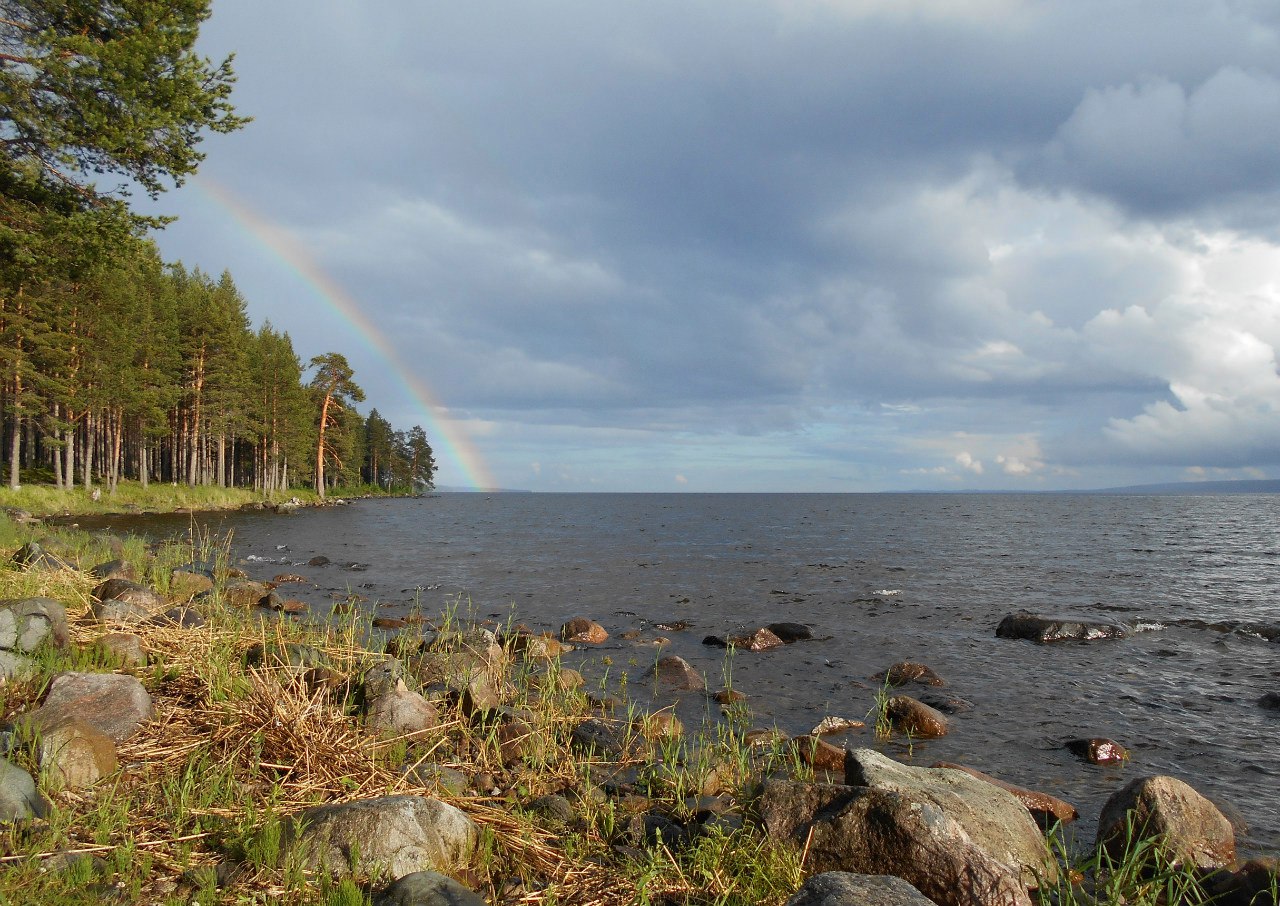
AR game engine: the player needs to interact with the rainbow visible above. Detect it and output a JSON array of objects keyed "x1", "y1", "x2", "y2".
[{"x1": 194, "y1": 177, "x2": 498, "y2": 491}]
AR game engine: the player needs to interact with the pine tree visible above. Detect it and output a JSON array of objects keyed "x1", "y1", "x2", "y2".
[{"x1": 308, "y1": 353, "x2": 363, "y2": 499}]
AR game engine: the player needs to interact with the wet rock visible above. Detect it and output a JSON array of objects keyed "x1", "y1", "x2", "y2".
[
  {"x1": 811, "y1": 716, "x2": 865, "y2": 736},
  {"x1": 167, "y1": 570, "x2": 214, "y2": 602},
  {"x1": 916, "y1": 691, "x2": 974, "y2": 714},
  {"x1": 996, "y1": 610, "x2": 1128, "y2": 643},
  {"x1": 560, "y1": 617, "x2": 608, "y2": 643},
  {"x1": 279, "y1": 600, "x2": 307, "y2": 614},
  {"x1": 307, "y1": 555, "x2": 331, "y2": 567},
  {"x1": 0, "y1": 598, "x2": 68, "y2": 651},
  {"x1": 794, "y1": 736, "x2": 848, "y2": 773},
  {"x1": 31, "y1": 672, "x2": 152, "y2": 743},
  {"x1": 885, "y1": 695, "x2": 949, "y2": 738},
  {"x1": 373, "y1": 870, "x2": 487, "y2": 906},
  {"x1": 89, "y1": 560, "x2": 137, "y2": 582},
  {"x1": 0, "y1": 758, "x2": 49, "y2": 820},
  {"x1": 94, "y1": 632, "x2": 147, "y2": 668},
  {"x1": 1258, "y1": 692, "x2": 1280, "y2": 711},
  {"x1": 636, "y1": 710, "x2": 683, "y2": 739},
  {"x1": 286, "y1": 795, "x2": 477, "y2": 879},
  {"x1": 932, "y1": 762, "x2": 1078, "y2": 825},
  {"x1": 35, "y1": 717, "x2": 118, "y2": 789},
  {"x1": 702, "y1": 634, "x2": 728, "y2": 648},
  {"x1": 759, "y1": 779, "x2": 1037, "y2": 906},
  {"x1": 654, "y1": 619, "x2": 691, "y2": 632},
  {"x1": 876, "y1": 661, "x2": 945, "y2": 687},
  {"x1": 728, "y1": 626, "x2": 786, "y2": 651},
  {"x1": 272, "y1": 573, "x2": 307, "y2": 584},
  {"x1": 1097, "y1": 775, "x2": 1235, "y2": 870},
  {"x1": 652, "y1": 654, "x2": 706, "y2": 691},
  {"x1": 366, "y1": 682, "x2": 442, "y2": 737},
  {"x1": 713, "y1": 688, "x2": 746, "y2": 705},
  {"x1": 1065, "y1": 737, "x2": 1128, "y2": 765},
  {"x1": 1206, "y1": 858, "x2": 1280, "y2": 906},
  {"x1": 767, "y1": 622, "x2": 815, "y2": 643},
  {"x1": 373, "y1": 617, "x2": 409, "y2": 629},
  {"x1": 785, "y1": 872, "x2": 937, "y2": 906}
]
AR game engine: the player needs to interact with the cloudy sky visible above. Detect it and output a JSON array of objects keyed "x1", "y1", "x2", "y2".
[{"x1": 141, "y1": 0, "x2": 1280, "y2": 491}]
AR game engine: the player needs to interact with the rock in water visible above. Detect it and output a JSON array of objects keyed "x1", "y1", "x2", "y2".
[
  {"x1": 560, "y1": 617, "x2": 608, "y2": 643},
  {"x1": 885, "y1": 695, "x2": 949, "y2": 738},
  {"x1": 1065, "y1": 737, "x2": 1128, "y2": 765},
  {"x1": 931, "y1": 762, "x2": 1078, "y2": 825},
  {"x1": 651, "y1": 654, "x2": 706, "y2": 691},
  {"x1": 996, "y1": 611, "x2": 1128, "y2": 643}
]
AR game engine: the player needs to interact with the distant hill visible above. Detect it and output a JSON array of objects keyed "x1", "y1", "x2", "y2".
[
  {"x1": 1088, "y1": 479, "x2": 1280, "y2": 495},
  {"x1": 434, "y1": 486, "x2": 533, "y2": 494}
]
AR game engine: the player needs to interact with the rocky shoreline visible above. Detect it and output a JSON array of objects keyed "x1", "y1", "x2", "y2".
[{"x1": 0, "y1": 518, "x2": 1275, "y2": 905}]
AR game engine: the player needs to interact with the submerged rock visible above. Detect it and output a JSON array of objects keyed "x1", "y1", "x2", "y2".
[
  {"x1": 560, "y1": 617, "x2": 608, "y2": 643},
  {"x1": 876, "y1": 661, "x2": 945, "y2": 688},
  {"x1": 1065, "y1": 737, "x2": 1128, "y2": 765},
  {"x1": 996, "y1": 611, "x2": 1128, "y2": 643}
]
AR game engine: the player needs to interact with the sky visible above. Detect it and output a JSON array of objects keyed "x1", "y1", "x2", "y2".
[{"x1": 139, "y1": 0, "x2": 1280, "y2": 492}]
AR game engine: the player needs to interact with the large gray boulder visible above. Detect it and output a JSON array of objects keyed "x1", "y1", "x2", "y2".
[
  {"x1": 286, "y1": 795, "x2": 477, "y2": 879},
  {"x1": 759, "y1": 780, "x2": 1035, "y2": 906},
  {"x1": 786, "y1": 873, "x2": 938, "y2": 906},
  {"x1": 1096, "y1": 775, "x2": 1235, "y2": 870},
  {"x1": 31, "y1": 672, "x2": 153, "y2": 743},
  {"x1": 0, "y1": 758, "x2": 48, "y2": 821},
  {"x1": 366, "y1": 682, "x2": 442, "y2": 737},
  {"x1": 845, "y1": 749, "x2": 1057, "y2": 886},
  {"x1": 0, "y1": 598, "x2": 69, "y2": 651},
  {"x1": 373, "y1": 870, "x2": 487, "y2": 906}
]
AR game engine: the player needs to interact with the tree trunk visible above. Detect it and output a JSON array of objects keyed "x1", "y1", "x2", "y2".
[{"x1": 8, "y1": 413, "x2": 19, "y2": 490}]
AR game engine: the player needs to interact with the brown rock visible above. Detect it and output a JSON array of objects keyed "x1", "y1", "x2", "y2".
[
  {"x1": 1066, "y1": 737, "x2": 1128, "y2": 765},
  {"x1": 727, "y1": 626, "x2": 786, "y2": 651},
  {"x1": 35, "y1": 717, "x2": 118, "y2": 789},
  {"x1": 512, "y1": 633, "x2": 570, "y2": 659},
  {"x1": 877, "y1": 661, "x2": 945, "y2": 687},
  {"x1": 366, "y1": 683, "x2": 442, "y2": 738},
  {"x1": 560, "y1": 617, "x2": 608, "y2": 644},
  {"x1": 280, "y1": 600, "x2": 308, "y2": 614},
  {"x1": 373, "y1": 617, "x2": 408, "y2": 629},
  {"x1": 886, "y1": 695, "x2": 949, "y2": 738},
  {"x1": 1097, "y1": 775, "x2": 1235, "y2": 870},
  {"x1": 89, "y1": 560, "x2": 138, "y2": 582},
  {"x1": 30, "y1": 672, "x2": 153, "y2": 743},
  {"x1": 811, "y1": 716, "x2": 865, "y2": 736},
  {"x1": 167, "y1": 570, "x2": 214, "y2": 602},
  {"x1": 94, "y1": 632, "x2": 148, "y2": 668},
  {"x1": 637, "y1": 710, "x2": 683, "y2": 739},
  {"x1": 793, "y1": 736, "x2": 847, "y2": 772},
  {"x1": 92, "y1": 579, "x2": 165, "y2": 610},
  {"x1": 651, "y1": 655, "x2": 706, "y2": 692},
  {"x1": 713, "y1": 688, "x2": 746, "y2": 705},
  {"x1": 932, "y1": 762, "x2": 1078, "y2": 825},
  {"x1": 273, "y1": 573, "x2": 308, "y2": 584},
  {"x1": 219, "y1": 579, "x2": 271, "y2": 608}
]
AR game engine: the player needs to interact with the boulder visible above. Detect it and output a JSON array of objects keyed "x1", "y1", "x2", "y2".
[
  {"x1": 877, "y1": 662, "x2": 945, "y2": 687},
  {"x1": 811, "y1": 716, "x2": 865, "y2": 736},
  {"x1": 89, "y1": 560, "x2": 138, "y2": 582},
  {"x1": 0, "y1": 598, "x2": 69, "y2": 651},
  {"x1": 512, "y1": 633, "x2": 570, "y2": 659},
  {"x1": 916, "y1": 691, "x2": 974, "y2": 714},
  {"x1": 31, "y1": 672, "x2": 153, "y2": 743},
  {"x1": 150, "y1": 606, "x2": 206, "y2": 629},
  {"x1": 560, "y1": 617, "x2": 608, "y2": 644},
  {"x1": 785, "y1": 872, "x2": 937, "y2": 906},
  {"x1": 767, "y1": 622, "x2": 816, "y2": 643},
  {"x1": 1065, "y1": 738, "x2": 1128, "y2": 765},
  {"x1": 0, "y1": 758, "x2": 48, "y2": 821},
  {"x1": 996, "y1": 611, "x2": 1128, "y2": 643},
  {"x1": 758, "y1": 779, "x2": 1036, "y2": 906},
  {"x1": 651, "y1": 655, "x2": 706, "y2": 691},
  {"x1": 931, "y1": 762, "x2": 1077, "y2": 825},
  {"x1": 366, "y1": 682, "x2": 442, "y2": 737},
  {"x1": 94, "y1": 632, "x2": 148, "y2": 668},
  {"x1": 373, "y1": 870, "x2": 487, "y2": 906},
  {"x1": 846, "y1": 749, "x2": 1057, "y2": 887},
  {"x1": 0, "y1": 650, "x2": 35, "y2": 682},
  {"x1": 91, "y1": 579, "x2": 165, "y2": 611},
  {"x1": 362, "y1": 658, "x2": 406, "y2": 701},
  {"x1": 728, "y1": 626, "x2": 786, "y2": 651},
  {"x1": 12, "y1": 542, "x2": 74, "y2": 571},
  {"x1": 244, "y1": 642, "x2": 326, "y2": 672},
  {"x1": 167, "y1": 570, "x2": 214, "y2": 602},
  {"x1": 1096, "y1": 775, "x2": 1235, "y2": 870},
  {"x1": 286, "y1": 795, "x2": 477, "y2": 879},
  {"x1": 218, "y1": 579, "x2": 271, "y2": 609},
  {"x1": 571, "y1": 717, "x2": 626, "y2": 757},
  {"x1": 89, "y1": 597, "x2": 154, "y2": 627},
  {"x1": 35, "y1": 717, "x2": 119, "y2": 789},
  {"x1": 885, "y1": 696, "x2": 949, "y2": 738},
  {"x1": 794, "y1": 736, "x2": 848, "y2": 773}
]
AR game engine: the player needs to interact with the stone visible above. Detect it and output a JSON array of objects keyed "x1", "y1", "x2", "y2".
[
  {"x1": 931, "y1": 762, "x2": 1077, "y2": 825},
  {"x1": 727, "y1": 626, "x2": 786, "y2": 651},
  {"x1": 528, "y1": 793, "x2": 577, "y2": 825},
  {"x1": 637, "y1": 710, "x2": 683, "y2": 739},
  {"x1": 90, "y1": 597, "x2": 154, "y2": 627},
  {"x1": 0, "y1": 758, "x2": 48, "y2": 821},
  {"x1": 713, "y1": 688, "x2": 746, "y2": 705},
  {"x1": 0, "y1": 598, "x2": 68, "y2": 651},
  {"x1": 94, "y1": 632, "x2": 148, "y2": 668},
  {"x1": 845, "y1": 748, "x2": 1057, "y2": 887},
  {"x1": 149, "y1": 606, "x2": 206, "y2": 629},
  {"x1": 0, "y1": 650, "x2": 35, "y2": 682},
  {"x1": 811, "y1": 716, "x2": 865, "y2": 736},
  {"x1": 31, "y1": 672, "x2": 153, "y2": 743},
  {"x1": 219, "y1": 579, "x2": 271, "y2": 609},
  {"x1": 877, "y1": 661, "x2": 945, "y2": 687},
  {"x1": 1096, "y1": 775, "x2": 1235, "y2": 870},
  {"x1": 366, "y1": 683, "x2": 442, "y2": 737},
  {"x1": 786, "y1": 872, "x2": 938, "y2": 906},
  {"x1": 794, "y1": 736, "x2": 848, "y2": 773},
  {"x1": 12, "y1": 542, "x2": 74, "y2": 571},
  {"x1": 652, "y1": 654, "x2": 706, "y2": 691},
  {"x1": 167, "y1": 570, "x2": 214, "y2": 602},
  {"x1": 1258, "y1": 692, "x2": 1280, "y2": 710},
  {"x1": 885, "y1": 695, "x2": 949, "y2": 738},
  {"x1": 35, "y1": 717, "x2": 119, "y2": 789},
  {"x1": 89, "y1": 560, "x2": 137, "y2": 582},
  {"x1": 560, "y1": 617, "x2": 608, "y2": 643},
  {"x1": 287, "y1": 795, "x2": 477, "y2": 879},
  {"x1": 571, "y1": 717, "x2": 626, "y2": 757},
  {"x1": 916, "y1": 691, "x2": 974, "y2": 714},
  {"x1": 307, "y1": 555, "x2": 331, "y2": 567},
  {"x1": 767, "y1": 622, "x2": 816, "y2": 642},
  {"x1": 1065, "y1": 737, "x2": 1128, "y2": 765},
  {"x1": 92, "y1": 579, "x2": 166, "y2": 610},
  {"x1": 373, "y1": 870, "x2": 487, "y2": 906},
  {"x1": 362, "y1": 658, "x2": 406, "y2": 701},
  {"x1": 272, "y1": 573, "x2": 308, "y2": 584},
  {"x1": 243, "y1": 642, "x2": 325, "y2": 672},
  {"x1": 513, "y1": 633, "x2": 570, "y2": 659},
  {"x1": 996, "y1": 610, "x2": 1128, "y2": 643}
]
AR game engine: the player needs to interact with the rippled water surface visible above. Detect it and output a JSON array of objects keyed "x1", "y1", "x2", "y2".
[{"x1": 87, "y1": 492, "x2": 1280, "y2": 852}]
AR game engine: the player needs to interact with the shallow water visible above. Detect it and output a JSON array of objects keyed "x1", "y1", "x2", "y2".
[{"x1": 79, "y1": 492, "x2": 1280, "y2": 853}]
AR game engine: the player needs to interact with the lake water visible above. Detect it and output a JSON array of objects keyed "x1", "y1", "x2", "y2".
[{"x1": 83, "y1": 492, "x2": 1280, "y2": 854}]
